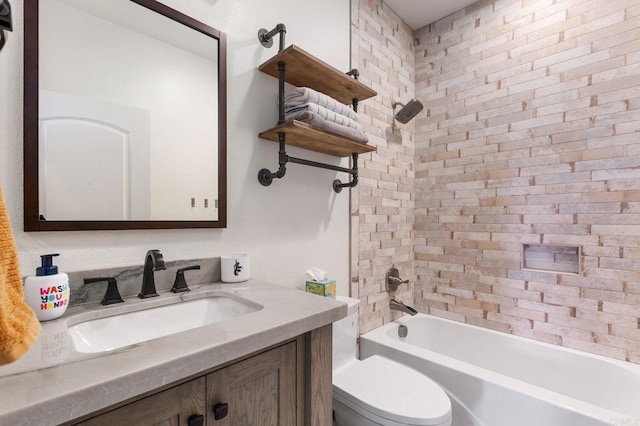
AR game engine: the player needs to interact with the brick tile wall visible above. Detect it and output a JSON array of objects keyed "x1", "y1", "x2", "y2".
[
  {"x1": 351, "y1": 0, "x2": 415, "y2": 334},
  {"x1": 414, "y1": 0, "x2": 640, "y2": 362},
  {"x1": 352, "y1": 0, "x2": 640, "y2": 362}
]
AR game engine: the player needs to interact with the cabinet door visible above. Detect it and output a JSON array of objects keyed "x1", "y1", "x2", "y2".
[
  {"x1": 76, "y1": 377, "x2": 206, "y2": 426},
  {"x1": 206, "y1": 342, "x2": 297, "y2": 426}
]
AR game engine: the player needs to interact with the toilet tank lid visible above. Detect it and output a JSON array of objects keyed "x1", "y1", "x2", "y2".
[{"x1": 336, "y1": 296, "x2": 360, "y2": 315}]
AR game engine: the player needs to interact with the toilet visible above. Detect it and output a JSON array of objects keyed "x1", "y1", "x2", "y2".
[{"x1": 332, "y1": 296, "x2": 452, "y2": 426}]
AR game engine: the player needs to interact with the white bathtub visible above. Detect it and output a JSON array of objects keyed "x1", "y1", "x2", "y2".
[{"x1": 360, "y1": 314, "x2": 640, "y2": 426}]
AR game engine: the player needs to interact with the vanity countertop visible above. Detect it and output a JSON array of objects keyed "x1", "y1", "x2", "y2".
[{"x1": 0, "y1": 280, "x2": 346, "y2": 425}]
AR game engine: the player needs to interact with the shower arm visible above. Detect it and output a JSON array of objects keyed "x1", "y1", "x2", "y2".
[{"x1": 391, "y1": 102, "x2": 403, "y2": 129}]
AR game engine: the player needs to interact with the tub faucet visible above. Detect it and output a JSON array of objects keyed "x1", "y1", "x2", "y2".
[
  {"x1": 139, "y1": 249, "x2": 166, "y2": 298},
  {"x1": 390, "y1": 299, "x2": 418, "y2": 316}
]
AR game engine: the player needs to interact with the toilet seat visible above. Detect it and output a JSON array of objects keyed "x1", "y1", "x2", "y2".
[{"x1": 333, "y1": 355, "x2": 451, "y2": 426}]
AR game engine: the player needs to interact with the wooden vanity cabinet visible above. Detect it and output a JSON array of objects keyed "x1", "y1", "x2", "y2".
[
  {"x1": 75, "y1": 377, "x2": 206, "y2": 426},
  {"x1": 206, "y1": 341, "x2": 297, "y2": 426},
  {"x1": 72, "y1": 325, "x2": 331, "y2": 426}
]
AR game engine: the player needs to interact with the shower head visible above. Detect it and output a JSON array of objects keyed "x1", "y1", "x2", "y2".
[{"x1": 393, "y1": 99, "x2": 423, "y2": 124}]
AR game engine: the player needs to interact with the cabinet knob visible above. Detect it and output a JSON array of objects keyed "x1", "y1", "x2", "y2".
[
  {"x1": 187, "y1": 414, "x2": 204, "y2": 426},
  {"x1": 212, "y1": 402, "x2": 229, "y2": 420}
]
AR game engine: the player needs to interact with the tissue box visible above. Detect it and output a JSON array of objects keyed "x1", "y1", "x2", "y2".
[{"x1": 305, "y1": 279, "x2": 336, "y2": 299}]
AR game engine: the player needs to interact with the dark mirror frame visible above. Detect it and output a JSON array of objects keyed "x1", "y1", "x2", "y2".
[{"x1": 23, "y1": 0, "x2": 227, "y2": 231}]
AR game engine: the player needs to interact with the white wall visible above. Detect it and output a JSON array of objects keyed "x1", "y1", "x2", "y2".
[{"x1": 0, "y1": 0, "x2": 351, "y2": 293}]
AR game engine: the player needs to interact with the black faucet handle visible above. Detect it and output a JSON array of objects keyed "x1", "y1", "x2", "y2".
[
  {"x1": 84, "y1": 277, "x2": 124, "y2": 305},
  {"x1": 171, "y1": 265, "x2": 201, "y2": 293},
  {"x1": 177, "y1": 265, "x2": 201, "y2": 273}
]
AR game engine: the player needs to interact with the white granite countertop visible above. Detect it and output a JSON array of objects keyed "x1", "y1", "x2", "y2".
[{"x1": 0, "y1": 279, "x2": 346, "y2": 425}]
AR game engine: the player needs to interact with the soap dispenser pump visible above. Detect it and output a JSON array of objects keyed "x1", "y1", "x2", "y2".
[{"x1": 24, "y1": 253, "x2": 70, "y2": 321}]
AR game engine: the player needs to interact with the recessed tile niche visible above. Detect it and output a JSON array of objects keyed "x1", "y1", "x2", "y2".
[{"x1": 522, "y1": 244, "x2": 580, "y2": 275}]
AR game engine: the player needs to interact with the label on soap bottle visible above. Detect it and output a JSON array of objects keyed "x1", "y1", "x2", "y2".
[
  {"x1": 24, "y1": 274, "x2": 70, "y2": 321},
  {"x1": 38, "y1": 282, "x2": 69, "y2": 311}
]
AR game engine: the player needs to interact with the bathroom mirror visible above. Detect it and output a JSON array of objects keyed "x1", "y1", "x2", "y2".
[{"x1": 24, "y1": 0, "x2": 227, "y2": 231}]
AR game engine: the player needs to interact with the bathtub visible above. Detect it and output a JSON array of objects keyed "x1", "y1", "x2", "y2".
[{"x1": 360, "y1": 314, "x2": 640, "y2": 426}]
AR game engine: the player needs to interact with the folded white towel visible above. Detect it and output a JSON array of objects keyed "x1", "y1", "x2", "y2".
[
  {"x1": 289, "y1": 111, "x2": 368, "y2": 144},
  {"x1": 285, "y1": 103, "x2": 362, "y2": 130},
  {"x1": 284, "y1": 87, "x2": 358, "y2": 122}
]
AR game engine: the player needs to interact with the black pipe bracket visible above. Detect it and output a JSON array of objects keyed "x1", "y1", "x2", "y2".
[{"x1": 258, "y1": 23, "x2": 287, "y2": 52}]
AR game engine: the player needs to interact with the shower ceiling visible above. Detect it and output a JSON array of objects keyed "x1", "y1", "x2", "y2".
[{"x1": 384, "y1": 0, "x2": 479, "y2": 30}]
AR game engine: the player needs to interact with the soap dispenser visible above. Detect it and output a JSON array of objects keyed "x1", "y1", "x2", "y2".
[{"x1": 24, "y1": 254, "x2": 70, "y2": 321}]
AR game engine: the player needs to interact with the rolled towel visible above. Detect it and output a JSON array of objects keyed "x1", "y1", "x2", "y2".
[
  {"x1": 0, "y1": 187, "x2": 41, "y2": 366},
  {"x1": 285, "y1": 103, "x2": 362, "y2": 130},
  {"x1": 289, "y1": 111, "x2": 368, "y2": 144},
  {"x1": 285, "y1": 87, "x2": 359, "y2": 122}
]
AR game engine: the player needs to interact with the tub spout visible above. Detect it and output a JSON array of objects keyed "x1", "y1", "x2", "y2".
[{"x1": 390, "y1": 299, "x2": 418, "y2": 316}]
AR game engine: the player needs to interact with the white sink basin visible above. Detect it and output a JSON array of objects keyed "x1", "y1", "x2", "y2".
[{"x1": 68, "y1": 296, "x2": 259, "y2": 353}]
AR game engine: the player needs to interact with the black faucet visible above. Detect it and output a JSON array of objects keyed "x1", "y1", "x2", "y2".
[{"x1": 138, "y1": 249, "x2": 166, "y2": 298}]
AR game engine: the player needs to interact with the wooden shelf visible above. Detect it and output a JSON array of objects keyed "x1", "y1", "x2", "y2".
[
  {"x1": 259, "y1": 121, "x2": 376, "y2": 157},
  {"x1": 256, "y1": 43, "x2": 377, "y2": 191},
  {"x1": 259, "y1": 45, "x2": 377, "y2": 105}
]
